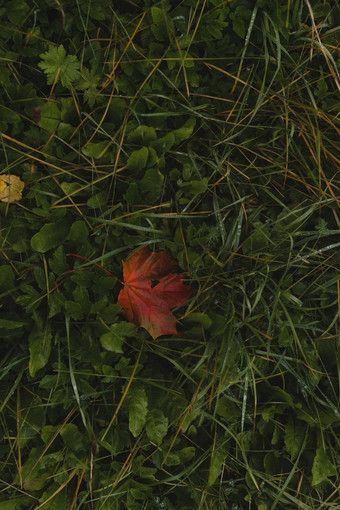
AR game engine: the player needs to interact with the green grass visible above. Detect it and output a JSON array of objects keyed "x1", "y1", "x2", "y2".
[{"x1": 0, "y1": 0, "x2": 339, "y2": 508}]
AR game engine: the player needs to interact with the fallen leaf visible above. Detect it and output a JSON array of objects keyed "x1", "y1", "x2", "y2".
[
  {"x1": 0, "y1": 174, "x2": 25, "y2": 203},
  {"x1": 117, "y1": 247, "x2": 192, "y2": 339}
]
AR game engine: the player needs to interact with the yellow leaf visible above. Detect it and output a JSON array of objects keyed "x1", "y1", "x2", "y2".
[{"x1": 0, "y1": 174, "x2": 25, "y2": 203}]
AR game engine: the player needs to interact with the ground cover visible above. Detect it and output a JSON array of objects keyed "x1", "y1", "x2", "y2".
[{"x1": 0, "y1": 0, "x2": 339, "y2": 508}]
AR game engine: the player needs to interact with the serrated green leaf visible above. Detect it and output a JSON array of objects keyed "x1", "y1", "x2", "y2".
[
  {"x1": 127, "y1": 386, "x2": 148, "y2": 437},
  {"x1": 146, "y1": 409, "x2": 168, "y2": 446},
  {"x1": 76, "y1": 67, "x2": 100, "y2": 106},
  {"x1": 312, "y1": 446, "x2": 336, "y2": 485},
  {"x1": 38, "y1": 45, "x2": 80, "y2": 88}
]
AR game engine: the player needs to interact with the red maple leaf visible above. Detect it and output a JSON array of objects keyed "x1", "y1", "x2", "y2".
[{"x1": 117, "y1": 247, "x2": 192, "y2": 339}]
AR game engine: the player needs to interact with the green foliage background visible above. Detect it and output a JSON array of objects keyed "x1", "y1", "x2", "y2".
[{"x1": 0, "y1": 0, "x2": 339, "y2": 508}]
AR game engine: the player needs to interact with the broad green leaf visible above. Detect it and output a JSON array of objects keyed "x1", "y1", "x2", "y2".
[
  {"x1": 151, "y1": 6, "x2": 164, "y2": 24},
  {"x1": 208, "y1": 312, "x2": 228, "y2": 335},
  {"x1": 208, "y1": 448, "x2": 225, "y2": 486},
  {"x1": 60, "y1": 182, "x2": 81, "y2": 196},
  {"x1": 0, "y1": 319, "x2": 26, "y2": 329},
  {"x1": 132, "y1": 455, "x2": 156, "y2": 481},
  {"x1": 60, "y1": 423, "x2": 88, "y2": 453},
  {"x1": 284, "y1": 419, "x2": 306, "y2": 460},
  {"x1": 37, "y1": 486, "x2": 71, "y2": 510},
  {"x1": 34, "y1": 266, "x2": 46, "y2": 290},
  {"x1": 6, "y1": 0, "x2": 29, "y2": 25},
  {"x1": 100, "y1": 332, "x2": 124, "y2": 353},
  {"x1": 140, "y1": 167, "x2": 164, "y2": 203},
  {"x1": 182, "y1": 312, "x2": 212, "y2": 330},
  {"x1": 73, "y1": 285, "x2": 91, "y2": 313},
  {"x1": 100, "y1": 323, "x2": 133, "y2": 353},
  {"x1": 146, "y1": 147, "x2": 159, "y2": 168},
  {"x1": 179, "y1": 177, "x2": 208, "y2": 196},
  {"x1": 0, "y1": 497, "x2": 33, "y2": 509},
  {"x1": 264, "y1": 452, "x2": 281, "y2": 475},
  {"x1": 216, "y1": 396, "x2": 239, "y2": 420},
  {"x1": 165, "y1": 447, "x2": 196, "y2": 466},
  {"x1": 128, "y1": 125, "x2": 157, "y2": 144},
  {"x1": 173, "y1": 118, "x2": 196, "y2": 143},
  {"x1": 164, "y1": 452, "x2": 180, "y2": 466},
  {"x1": 278, "y1": 326, "x2": 294, "y2": 347},
  {"x1": 150, "y1": 6, "x2": 169, "y2": 42},
  {"x1": 39, "y1": 101, "x2": 60, "y2": 132},
  {"x1": 124, "y1": 182, "x2": 141, "y2": 205},
  {"x1": 151, "y1": 133, "x2": 175, "y2": 154},
  {"x1": 111, "y1": 322, "x2": 136, "y2": 336},
  {"x1": 64, "y1": 299, "x2": 84, "y2": 320},
  {"x1": 176, "y1": 446, "x2": 196, "y2": 463},
  {"x1": 127, "y1": 385, "x2": 148, "y2": 437},
  {"x1": 57, "y1": 122, "x2": 74, "y2": 138},
  {"x1": 31, "y1": 220, "x2": 70, "y2": 253},
  {"x1": 68, "y1": 220, "x2": 88, "y2": 246},
  {"x1": 127, "y1": 147, "x2": 149, "y2": 172},
  {"x1": 87, "y1": 191, "x2": 107, "y2": 208},
  {"x1": 0, "y1": 106, "x2": 20, "y2": 123},
  {"x1": 0, "y1": 265, "x2": 14, "y2": 291},
  {"x1": 312, "y1": 446, "x2": 336, "y2": 485},
  {"x1": 146, "y1": 409, "x2": 168, "y2": 445},
  {"x1": 82, "y1": 141, "x2": 111, "y2": 159},
  {"x1": 107, "y1": 98, "x2": 126, "y2": 124},
  {"x1": 49, "y1": 245, "x2": 67, "y2": 275},
  {"x1": 48, "y1": 292, "x2": 64, "y2": 318},
  {"x1": 29, "y1": 323, "x2": 52, "y2": 377}
]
